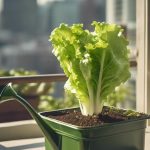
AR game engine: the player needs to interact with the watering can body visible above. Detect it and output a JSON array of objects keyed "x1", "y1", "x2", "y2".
[{"x1": 0, "y1": 83, "x2": 150, "y2": 150}]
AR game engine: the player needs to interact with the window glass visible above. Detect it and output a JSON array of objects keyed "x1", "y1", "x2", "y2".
[{"x1": 0, "y1": 0, "x2": 106, "y2": 74}]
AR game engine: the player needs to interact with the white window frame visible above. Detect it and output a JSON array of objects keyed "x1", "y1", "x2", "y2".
[{"x1": 136, "y1": 0, "x2": 150, "y2": 131}]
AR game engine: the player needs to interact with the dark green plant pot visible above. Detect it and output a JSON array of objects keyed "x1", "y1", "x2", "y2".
[{"x1": 40, "y1": 108, "x2": 149, "y2": 150}]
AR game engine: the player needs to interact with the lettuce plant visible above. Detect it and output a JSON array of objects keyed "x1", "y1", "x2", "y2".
[{"x1": 49, "y1": 21, "x2": 130, "y2": 116}]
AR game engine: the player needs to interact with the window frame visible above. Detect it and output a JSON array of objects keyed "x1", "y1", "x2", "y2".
[{"x1": 136, "y1": 0, "x2": 150, "y2": 132}]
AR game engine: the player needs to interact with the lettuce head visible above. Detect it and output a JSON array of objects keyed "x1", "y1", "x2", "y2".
[{"x1": 49, "y1": 21, "x2": 130, "y2": 116}]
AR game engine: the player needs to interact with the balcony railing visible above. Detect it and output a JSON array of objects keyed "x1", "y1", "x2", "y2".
[{"x1": 0, "y1": 60, "x2": 136, "y2": 85}]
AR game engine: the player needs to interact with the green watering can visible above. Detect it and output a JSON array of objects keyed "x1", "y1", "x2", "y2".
[{"x1": 0, "y1": 83, "x2": 59, "y2": 150}]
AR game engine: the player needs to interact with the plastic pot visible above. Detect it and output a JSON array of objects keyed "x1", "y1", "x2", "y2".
[{"x1": 41, "y1": 108, "x2": 149, "y2": 150}]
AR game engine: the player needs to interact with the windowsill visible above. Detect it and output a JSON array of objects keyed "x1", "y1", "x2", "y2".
[
  {"x1": 0, "y1": 138, "x2": 44, "y2": 150},
  {"x1": 0, "y1": 120, "x2": 43, "y2": 141}
]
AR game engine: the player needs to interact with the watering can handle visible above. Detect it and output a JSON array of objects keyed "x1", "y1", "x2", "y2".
[{"x1": 0, "y1": 83, "x2": 58, "y2": 150}]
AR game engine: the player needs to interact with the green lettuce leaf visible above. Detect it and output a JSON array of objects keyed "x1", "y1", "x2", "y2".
[{"x1": 50, "y1": 21, "x2": 130, "y2": 115}]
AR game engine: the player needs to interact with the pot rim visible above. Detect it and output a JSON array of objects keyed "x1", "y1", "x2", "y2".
[{"x1": 39, "y1": 107, "x2": 150, "y2": 130}]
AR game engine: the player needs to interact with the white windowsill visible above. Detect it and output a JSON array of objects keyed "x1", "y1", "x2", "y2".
[
  {"x1": 0, "y1": 120, "x2": 43, "y2": 141},
  {"x1": 0, "y1": 138, "x2": 44, "y2": 150}
]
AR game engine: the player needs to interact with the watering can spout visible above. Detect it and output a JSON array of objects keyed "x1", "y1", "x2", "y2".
[
  {"x1": 0, "y1": 83, "x2": 58, "y2": 150},
  {"x1": 0, "y1": 83, "x2": 14, "y2": 99}
]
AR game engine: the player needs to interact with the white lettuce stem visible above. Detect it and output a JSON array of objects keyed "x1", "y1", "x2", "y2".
[
  {"x1": 95, "y1": 51, "x2": 106, "y2": 113},
  {"x1": 80, "y1": 63, "x2": 95, "y2": 115},
  {"x1": 84, "y1": 82, "x2": 94, "y2": 115},
  {"x1": 79, "y1": 77, "x2": 94, "y2": 115},
  {"x1": 79, "y1": 71, "x2": 104, "y2": 115},
  {"x1": 79, "y1": 100, "x2": 103, "y2": 116},
  {"x1": 79, "y1": 52, "x2": 106, "y2": 116}
]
